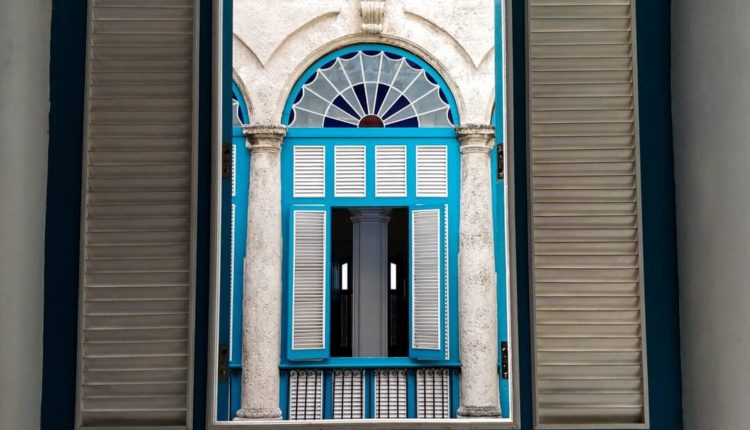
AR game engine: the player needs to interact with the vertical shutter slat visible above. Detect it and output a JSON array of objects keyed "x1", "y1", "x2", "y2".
[
  {"x1": 416, "y1": 146, "x2": 448, "y2": 197},
  {"x1": 294, "y1": 146, "x2": 325, "y2": 197},
  {"x1": 410, "y1": 207, "x2": 444, "y2": 359},
  {"x1": 528, "y1": 1, "x2": 648, "y2": 428},
  {"x1": 375, "y1": 146, "x2": 407, "y2": 197},
  {"x1": 78, "y1": 0, "x2": 195, "y2": 428},
  {"x1": 290, "y1": 209, "x2": 328, "y2": 355},
  {"x1": 334, "y1": 146, "x2": 366, "y2": 197}
]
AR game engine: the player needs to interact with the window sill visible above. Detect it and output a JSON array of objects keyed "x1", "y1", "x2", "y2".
[{"x1": 209, "y1": 418, "x2": 517, "y2": 430}]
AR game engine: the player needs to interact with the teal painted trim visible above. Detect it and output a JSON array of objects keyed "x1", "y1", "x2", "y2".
[
  {"x1": 280, "y1": 133, "x2": 461, "y2": 365},
  {"x1": 286, "y1": 206, "x2": 332, "y2": 361},
  {"x1": 406, "y1": 370, "x2": 417, "y2": 418},
  {"x1": 323, "y1": 370, "x2": 334, "y2": 419},
  {"x1": 278, "y1": 358, "x2": 461, "y2": 370},
  {"x1": 232, "y1": 81, "x2": 250, "y2": 126},
  {"x1": 365, "y1": 370, "x2": 375, "y2": 418},
  {"x1": 286, "y1": 127, "x2": 457, "y2": 139},
  {"x1": 281, "y1": 43, "x2": 460, "y2": 126},
  {"x1": 450, "y1": 370, "x2": 461, "y2": 417},
  {"x1": 408, "y1": 204, "x2": 447, "y2": 361},
  {"x1": 279, "y1": 371, "x2": 289, "y2": 420}
]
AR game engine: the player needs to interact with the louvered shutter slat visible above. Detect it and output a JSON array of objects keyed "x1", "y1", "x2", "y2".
[
  {"x1": 416, "y1": 146, "x2": 448, "y2": 197},
  {"x1": 410, "y1": 207, "x2": 445, "y2": 360},
  {"x1": 334, "y1": 146, "x2": 366, "y2": 197},
  {"x1": 288, "y1": 209, "x2": 329, "y2": 359},
  {"x1": 375, "y1": 146, "x2": 407, "y2": 197},
  {"x1": 529, "y1": 0, "x2": 647, "y2": 427},
  {"x1": 77, "y1": 0, "x2": 195, "y2": 428},
  {"x1": 294, "y1": 146, "x2": 325, "y2": 197}
]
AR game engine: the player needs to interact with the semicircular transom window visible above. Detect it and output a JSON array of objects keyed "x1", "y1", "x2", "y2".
[{"x1": 289, "y1": 50, "x2": 455, "y2": 128}]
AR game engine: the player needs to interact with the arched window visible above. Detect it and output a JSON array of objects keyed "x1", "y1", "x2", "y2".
[
  {"x1": 285, "y1": 48, "x2": 458, "y2": 128},
  {"x1": 279, "y1": 44, "x2": 461, "y2": 419}
]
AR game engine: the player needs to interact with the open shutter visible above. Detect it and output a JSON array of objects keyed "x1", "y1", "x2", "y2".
[
  {"x1": 76, "y1": 0, "x2": 196, "y2": 428},
  {"x1": 528, "y1": 0, "x2": 648, "y2": 427},
  {"x1": 288, "y1": 207, "x2": 330, "y2": 360},
  {"x1": 409, "y1": 206, "x2": 446, "y2": 360}
]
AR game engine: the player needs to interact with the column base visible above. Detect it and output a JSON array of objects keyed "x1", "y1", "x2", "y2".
[
  {"x1": 457, "y1": 405, "x2": 502, "y2": 418},
  {"x1": 234, "y1": 408, "x2": 283, "y2": 420}
]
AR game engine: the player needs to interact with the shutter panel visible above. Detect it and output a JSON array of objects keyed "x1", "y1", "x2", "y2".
[
  {"x1": 528, "y1": 1, "x2": 648, "y2": 427},
  {"x1": 375, "y1": 145, "x2": 407, "y2": 197},
  {"x1": 416, "y1": 146, "x2": 448, "y2": 197},
  {"x1": 409, "y1": 206, "x2": 446, "y2": 360},
  {"x1": 288, "y1": 208, "x2": 329, "y2": 360},
  {"x1": 294, "y1": 146, "x2": 326, "y2": 197},
  {"x1": 332, "y1": 370, "x2": 365, "y2": 419},
  {"x1": 77, "y1": 0, "x2": 195, "y2": 428},
  {"x1": 374, "y1": 369, "x2": 408, "y2": 418},
  {"x1": 288, "y1": 370, "x2": 324, "y2": 420},
  {"x1": 334, "y1": 145, "x2": 366, "y2": 197},
  {"x1": 416, "y1": 368, "x2": 451, "y2": 419}
]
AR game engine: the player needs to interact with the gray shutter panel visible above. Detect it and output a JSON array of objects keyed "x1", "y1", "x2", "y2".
[
  {"x1": 528, "y1": 0, "x2": 648, "y2": 427},
  {"x1": 77, "y1": 0, "x2": 196, "y2": 427}
]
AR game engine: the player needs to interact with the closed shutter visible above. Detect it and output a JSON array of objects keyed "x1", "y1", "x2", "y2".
[
  {"x1": 409, "y1": 206, "x2": 446, "y2": 360},
  {"x1": 294, "y1": 146, "x2": 326, "y2": 197},
  {"x1": 77, "y1": 0, "x2": 196, "y2": 428},
  {"x1": 528, "y1": 0, "x2": 648, "y2": 427},
  {"x1": 288, "y1": 208, "x2": 329, "y2": 360},
  {"x1": 375, "y1": 145, "x2": 407, "y2": 197},
  {"x1": 334, "y1": 145, "x2": 366, "y2": 197},
  {"x1": 416, "y1": 146, "x2": 448, "y2": 197}
]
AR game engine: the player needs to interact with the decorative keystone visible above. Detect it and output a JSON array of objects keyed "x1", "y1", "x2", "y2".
[{"x1": 361, "y1": 0, "x2": 386, "y2": 34}]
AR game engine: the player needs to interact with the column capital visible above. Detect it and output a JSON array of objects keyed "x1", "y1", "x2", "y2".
[
  {"x1": 456, "y1": 124, "x2": 495, "y2": 154},
  {"x1": 243, "y1": 124, "x2": 287, "y2": 153}
]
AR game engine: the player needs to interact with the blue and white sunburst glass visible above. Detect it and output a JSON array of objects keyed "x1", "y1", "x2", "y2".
[{"x1": 288, "y1": 50, "x2": 455, "y2": 128}]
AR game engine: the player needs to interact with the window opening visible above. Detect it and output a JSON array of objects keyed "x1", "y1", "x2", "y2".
[{"x1": 331, "y1": 207, "x2": 408, "y2": 358}]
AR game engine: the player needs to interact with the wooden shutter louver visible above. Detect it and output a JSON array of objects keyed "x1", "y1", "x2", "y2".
[
  {"x1": 416, "y1": 146, "x2": 448, "y2": 197},
  {"x1": 332, "y1": 370, "x2": 365, "y2": 419},
  {"x1": 294, "y1": 146, "x2": 326, "y2": 197},
  {"x1": 410, "y1": 208, "x2": 443, "y2": 356},
  {"x1": 373, "y1": 369, "x2": 408, "y2": 418},
  {"x1": 416, "y1": 368, "x2": 451, "y2": 419},
  {"x1": 78, "y1": 0, "x2": 196, "y2": 427},
  {"x1": 528, "y1": 0, "x2": 648, "y2": 427},
  {"x1": 334, "y1": 146, "x2": 366, "y2": 197},
  {"x1": 288, "y1": 370, "x2": 324, "y2": 420},
  {"x1": 375, "y1": 146, "x2": 407, "y2": 197},
  {"x1": 290, "y1": 210, "x2": 327, "y2": 352}
]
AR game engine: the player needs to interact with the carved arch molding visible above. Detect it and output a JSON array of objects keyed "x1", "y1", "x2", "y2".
[{"x1": 233, "y1": 0, "x2": 496, "y2": 125}]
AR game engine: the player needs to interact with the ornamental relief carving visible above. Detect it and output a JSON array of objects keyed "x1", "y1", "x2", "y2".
[
  {"x1": 233, "y1": 0, "x2": 496, "y2": 125},
  {"x1": 361, "y1": 0, "x2": 386, "y2": 34}
]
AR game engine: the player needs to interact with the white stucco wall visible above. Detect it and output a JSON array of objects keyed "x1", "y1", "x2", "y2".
[
  {"x1": 672, "y1": 1, "x2": 750, "y2": 428},
  {"x1": 0, "y1": 0, "x2": 51, "y2": 427}
]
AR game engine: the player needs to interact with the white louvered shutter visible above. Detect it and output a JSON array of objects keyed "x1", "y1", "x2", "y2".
[
  {"x1": 294, "y1": 146, "x2": 326, "y2": 197},
  {"x1": 77, "y1": 0, "x2": 196, "y2": 428},
  {"x1": 528, "y1": 0, "x2": 648, "y2": 427},
  {"x1": 375, "y1": 146, "x2": 407, "y2": 197},
  {"x1": 334, "y1": 146, "x2": 366, "y2": 197},
  {"x1": 409, "y1": 207, "x2": 445, "y2": 360},
  {"x1": 416, "y1": 146, "x2": 448, "y2": 197},
  {"x1": 288, "y1": 208, "x2": 329, "y2": 359}
]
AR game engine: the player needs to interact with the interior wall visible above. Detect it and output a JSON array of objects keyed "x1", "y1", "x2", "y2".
[
  {"x1": 0, "y1": 0, "x2": 52, "y2": 428},
  {"x1": 672, "y1": 1, "x2": 750, "y2": 428}
]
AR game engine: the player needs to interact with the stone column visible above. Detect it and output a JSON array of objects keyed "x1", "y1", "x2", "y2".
[
  {"x1": 236, "y1": 124, "x2": 286, "y2": 420},
  {"x1": 349, "y1": 208, "x2": 392, "y2": 357},
  {"x1": 456, "y1": 124, "x2": 501, "y2": 418}
]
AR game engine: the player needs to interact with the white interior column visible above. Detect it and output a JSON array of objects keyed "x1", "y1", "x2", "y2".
[
  {"x1": 236, "y1": 124, "x2": 286, "y2": 420},
  {"x1": 456, "y1": 124, "x2": 501, "y2": 418}
]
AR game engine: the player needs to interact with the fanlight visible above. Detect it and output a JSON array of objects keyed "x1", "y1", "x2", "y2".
[{"x1": 289, "y1": 50, "x2": 454, "y2": 128}]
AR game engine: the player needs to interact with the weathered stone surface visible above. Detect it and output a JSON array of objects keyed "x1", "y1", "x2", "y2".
[
  {"x1": 235, "y1": 125, "x2": 286, "y2": 420},
  {"x1": 456, "y1": 124, "x2": 501, "y2": 418},
  {"x1": 233, "y1": 0, "x2": 495, "y2": 125}
]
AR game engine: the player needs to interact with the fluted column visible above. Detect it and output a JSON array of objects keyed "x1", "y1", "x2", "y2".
[
  {"x1": 456, "y1": 124, "x2": 501, "y2": 418},
  {"x1": 236, "y1": 124, "x2": 286, "y2": 420}
]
